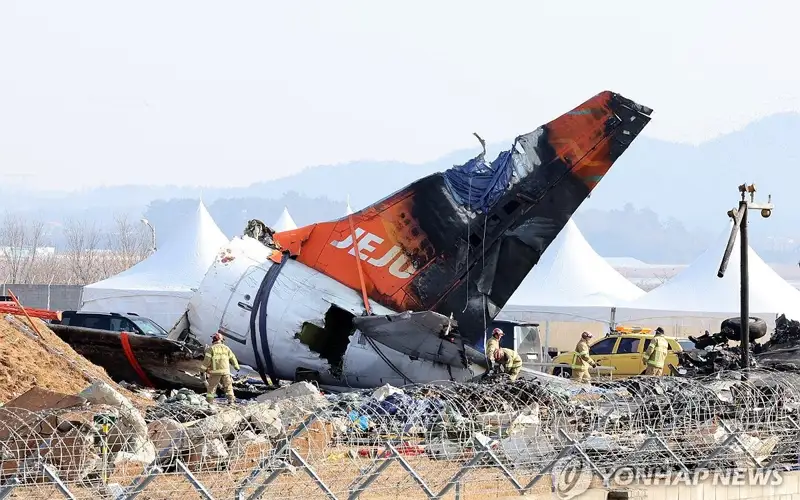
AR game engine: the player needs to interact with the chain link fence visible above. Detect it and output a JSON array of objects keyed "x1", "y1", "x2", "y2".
[{"x1": 1, "y1": 370, "x2": 798, "y2": 499}]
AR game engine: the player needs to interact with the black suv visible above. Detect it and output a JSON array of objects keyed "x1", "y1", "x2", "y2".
[{"x1": 51, "y1": 311, "x2": 168, "y2": 337}]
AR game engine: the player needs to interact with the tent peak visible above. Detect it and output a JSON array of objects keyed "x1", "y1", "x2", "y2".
[
  {"x1": 273, "y1": 207, "x2": 298, "y2": 232},
  {"x1": 81, "y1": 198, "x2": 230, "y2": 327},
  {"x1": 507, "y1": 217, "x2": 644, "y2": 308},
  {"x1": 616, "y1": 220, "x2": 800, "y2": 318}
]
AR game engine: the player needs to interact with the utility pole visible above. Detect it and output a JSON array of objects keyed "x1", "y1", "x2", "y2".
[
  {"x1": 717, "y1": 184, "x2": 773, "y2": 381},
  {"x1": 141, "y1": 218, "x2": 157, "y2": 254}
]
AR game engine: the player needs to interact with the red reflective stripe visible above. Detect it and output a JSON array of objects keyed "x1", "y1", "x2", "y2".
[{"x1": 120, "y1": 331, "x2": 154, "y2": 388}]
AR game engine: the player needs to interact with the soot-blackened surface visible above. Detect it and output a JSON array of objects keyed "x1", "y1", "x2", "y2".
[{"x1": 399, "y1": 93, "x2": 651, "y2": 346}]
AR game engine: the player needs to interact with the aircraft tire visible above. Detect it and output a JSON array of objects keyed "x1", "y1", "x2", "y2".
[{"x1": 721, "y1": 316, "x2": 768, "y2": 342}]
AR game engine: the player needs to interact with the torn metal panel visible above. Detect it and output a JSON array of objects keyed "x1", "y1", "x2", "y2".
[
  {"x1": 187, "y1": 234, "x2": 479, "y2": 390},
  {"x1": 243, "y1": 219, "x2": 282, "y2": 250},
  {"x1": 49, "y1": 324, "x2": 205, "y2": 390},
  {"x1": 678, "y1": 315, "x2": 800, "y2": 376},
  {"x1": 353, "y1": 311, "x2": 469, "y2": 367},
  {"x1": 274, "y1": 91, "x2": 652, "y2": 346},
  {"x1": 294, "y1": 305, "x2": 356, "y2": 378}
]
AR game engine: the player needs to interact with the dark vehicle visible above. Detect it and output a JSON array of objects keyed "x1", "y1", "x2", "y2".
[{"x1": 51, "y1": 311, "x2": 168, "y2": 337}]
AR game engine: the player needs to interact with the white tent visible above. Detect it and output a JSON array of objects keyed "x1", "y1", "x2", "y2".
[
  {"x1": 502, "y1": 218, "x2": 645, "y2": 322},
  {"x1": 81, "y1": 201, "x2": 229, "y2": 330},
  {"x1": 272, "y1": 207, "x2": 297, "y2": 231},
  {"x1": 615, "y1": 221, "x2": 800, "y2": 323}
]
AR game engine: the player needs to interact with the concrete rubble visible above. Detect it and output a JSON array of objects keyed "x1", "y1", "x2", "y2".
[{"x1": 0, "y1": 381, "x2": 289, "y2": 484}]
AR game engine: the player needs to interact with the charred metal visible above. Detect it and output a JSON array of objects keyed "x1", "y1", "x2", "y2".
[
  {"x1": 48, "y1": 323, "x2": 206, "y2": 390},
  {"x1": 677, "y1": 315, "x2": 800, "y2": 377},
  {"x1": 295, "y1": 304, "x2": 356, "y2": 378},
  {"x1": 401, "y1": 92, "x2": 653, "y2": 346}
]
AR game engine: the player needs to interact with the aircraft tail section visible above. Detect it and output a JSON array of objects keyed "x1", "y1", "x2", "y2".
[{"x1": 274, "y1": 91, "x2": 652, "y2": 344}]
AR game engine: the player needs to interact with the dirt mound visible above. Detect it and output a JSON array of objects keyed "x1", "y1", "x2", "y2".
[{"x1": 0, "y1": 313, "x2": 149, "y2": 407}]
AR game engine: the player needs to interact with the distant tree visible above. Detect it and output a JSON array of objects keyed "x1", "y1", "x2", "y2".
[
  {"x1": 27, "y1": 251, "x2": 69, "y2": 285},
  {"x1": 63, "y1": 219, "x2": 104, "y2": 285},
  {"x1": 0, "y1": 213, "x2": 46, "y2": 284},
  {"x1": 103, "y1": 213, "x2": 150, "y2": 275}
]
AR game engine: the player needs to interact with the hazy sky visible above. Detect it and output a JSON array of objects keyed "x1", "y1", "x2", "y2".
[{"x1": 1, "y1": 0, "x2": 798, "y2": 191}]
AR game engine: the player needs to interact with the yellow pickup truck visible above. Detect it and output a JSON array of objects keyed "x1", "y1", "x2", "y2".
[{"x1": 550, "y1": 327, "x2": 691, "y2": 378}]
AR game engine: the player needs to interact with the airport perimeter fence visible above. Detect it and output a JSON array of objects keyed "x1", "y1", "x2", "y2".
[
  {"x1": 2, "y1": 370, "x2": 800, "y2": 499},
  {"x1": 0, "y1": 284, "x2": 83, "y2": 311}
]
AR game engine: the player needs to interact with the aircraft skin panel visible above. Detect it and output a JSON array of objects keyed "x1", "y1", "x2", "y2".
[
  {"x1": 274, "y1": 91, "x2": 653, "y2": 345},
  {"x1": 187, "y1": 236, "x2": 276, "y2": 344},
  {"x1": 353, "y1": 311, "x2": 467, "y2": 367},
  {"x1": 269, "y1": 259, "x2": 478, "y2": 387},
  {"x1": 187, "y1": 236, "x2": 478, "y2": 389},
  {"x1": 274, "y1": 194, "x2": 423, "y2": 307}
]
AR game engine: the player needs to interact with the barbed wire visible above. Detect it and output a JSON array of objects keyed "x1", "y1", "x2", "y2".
[{"x1": 1, "y1": 370, "x2": 799, "y2": 499}]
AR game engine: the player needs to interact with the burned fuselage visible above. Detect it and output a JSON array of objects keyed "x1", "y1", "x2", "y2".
[
  {"x1": 273, "y1": 91, "x2": 652, "y2": 348},
  {"x1": 174, "y1": 90, "x2": 653, "y2": 389},
  {"x1": 184, "y1": 236, "x2": 470, "y2": 389}
]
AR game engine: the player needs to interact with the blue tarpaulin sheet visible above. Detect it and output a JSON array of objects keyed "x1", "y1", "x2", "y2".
[
  {"x1": 443, "y1": 148, "x2": 515, "y2": 213},
  {"x1": 358, "y1": 393, "x2": 445, "y2": 431}
]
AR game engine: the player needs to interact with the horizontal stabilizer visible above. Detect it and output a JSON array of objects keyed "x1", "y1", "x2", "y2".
[{"x1": 354, "y1": 311, "x2": 472, "y2": 367}]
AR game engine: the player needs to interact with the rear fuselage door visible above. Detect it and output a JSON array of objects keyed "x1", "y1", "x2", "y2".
[{"x1": 219, "y1": 265, "x2": 267, "y2": 345}]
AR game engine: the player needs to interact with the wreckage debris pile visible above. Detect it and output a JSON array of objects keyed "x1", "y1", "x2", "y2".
[
  {"x1": 0, "y1": 313, "x2": 145, "y2": 405},
  {"x1": 2, "y1": 373, "x2": 800, "y2": 497},
  {"x1": 764, "y1": 314, "x2": 800, "y2": 347},
  {"x1": 676, "y1": 345, "x2": 756, "y2": 377},
  {"x1": 677, "y1": 314, "x2": 800, "y2": 376}
]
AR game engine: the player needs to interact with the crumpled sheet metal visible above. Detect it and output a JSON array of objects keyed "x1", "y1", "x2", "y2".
[
  {"x1": 764, "y1": 314, "x2": 800, "y2": 348},
  {"x1": 353, "y1": 311, "x2": 469, "y2": 367},
  {"x1": 680, "y1": 314, "x2": 800, "y2": 376},
  {"x1": 677, "y1": 346, "x2": 757, "y2": 377},
  {"x1": 754, "y1": 314, "x2": 800, "y2": 370}
]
